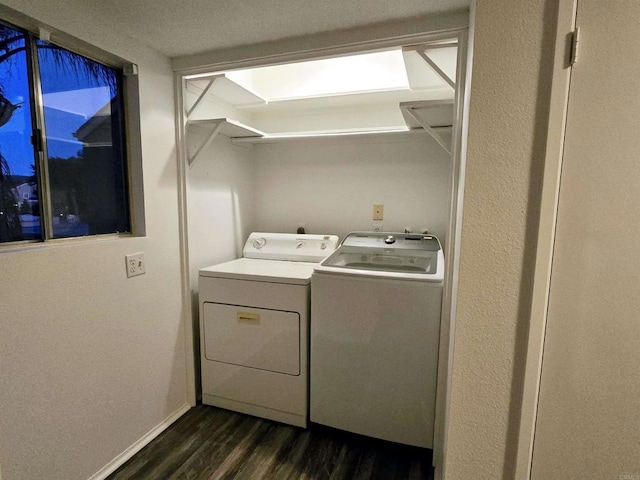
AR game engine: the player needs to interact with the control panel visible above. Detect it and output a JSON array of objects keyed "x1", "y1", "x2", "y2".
[
  {"x1": 341, "y1": 232, "x2": 441, "y2": 251},
  {"x1": 243, "y1": 232, "x2": 339, "y2": 262}
]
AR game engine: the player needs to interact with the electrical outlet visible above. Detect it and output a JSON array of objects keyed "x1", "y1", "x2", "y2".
[
  {"x1": 373, "y1": 204, "x2": 384, "y2": 221},
  {"x1": 125, "y1": 252, "x2": 145, "y2": 278},
  {"x1": 372, "y1": 223, "x2": 383, "y2": 233}
]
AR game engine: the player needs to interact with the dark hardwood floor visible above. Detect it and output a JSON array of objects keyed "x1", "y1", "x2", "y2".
[{"x1": 108, "y1": 405, "x2": 434, "y2": 480}]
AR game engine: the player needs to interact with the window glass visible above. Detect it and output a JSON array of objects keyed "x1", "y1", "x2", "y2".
[
  {"x1": 0, "y1": 18, "x2": 138, "y2": 245},
  {"x1": 37, "y1": 41, "x2": 129, "y2": 238},
  {"x1": 0, "y1": 23, "x2": 39, "y2": 242}
]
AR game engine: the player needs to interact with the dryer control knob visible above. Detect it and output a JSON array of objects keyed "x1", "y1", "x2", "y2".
[
  {"x1": 253, "y1": 238, "x2": 267, "y2": 249},
  {"x1": 384, "y1": 235, "x2": 396, "y2": 244}
]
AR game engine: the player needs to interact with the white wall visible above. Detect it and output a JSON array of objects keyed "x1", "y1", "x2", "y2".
[
  {"x1": 187, "y1": 136, "x2": 255, "y2": 281},
  {"x1": 252, "y1": 132, "x2": 451, "y2": 242},
  {"x1": 0, "y1": 2, "x2": 188, "y2": 480}
]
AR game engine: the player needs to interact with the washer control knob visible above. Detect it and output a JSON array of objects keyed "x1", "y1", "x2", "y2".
[
  {"x1": 384, "y1": 235, "x2": 396, "y2": 244},
  {"x1": 253, "y1": 237, "x2": 267, "y2": 249},
  {"x1": 321, "y1": 242, "x2": 327, "y2": 250}
]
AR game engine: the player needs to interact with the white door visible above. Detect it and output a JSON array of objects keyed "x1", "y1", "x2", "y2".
[{"x1": 532, "y1": 1, "x2": 640, "y2": 478}]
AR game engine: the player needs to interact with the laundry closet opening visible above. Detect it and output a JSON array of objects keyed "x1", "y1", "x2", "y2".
[
  {"x1": 180, "y1": 39, "x2": 461, "y2": 246},
  {"x1": 174, "y1": 20, "x2": 470, "y2": 478}
]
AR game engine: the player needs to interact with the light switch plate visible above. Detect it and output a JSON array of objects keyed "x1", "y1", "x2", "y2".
[{"x1": 125, "y1": 252, "x2": 145, "y2": 278}]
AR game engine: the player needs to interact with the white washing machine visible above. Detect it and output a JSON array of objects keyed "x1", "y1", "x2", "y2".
[
  {"x1": 310, "y1": 232, "x2": 444, "y2": 447},
  {"x1": 199, "y1": 232, "x2": 338, "y2": 428}
]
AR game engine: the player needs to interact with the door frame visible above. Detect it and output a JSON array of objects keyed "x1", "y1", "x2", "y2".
[
  {"x1": 514, "y1": 0, "x2": 577, "y2": 477},
  {"x1": 172, "y1": 11, "x2": 471, "y2": 479}
]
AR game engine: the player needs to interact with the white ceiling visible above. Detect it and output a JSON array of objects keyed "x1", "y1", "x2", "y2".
[{"x1": 96, "y1": 0, "x2": 470, "y2": 58}]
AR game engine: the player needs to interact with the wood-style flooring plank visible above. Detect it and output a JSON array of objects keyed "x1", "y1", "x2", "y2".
[
  {"x1": 230, "y1": 423, "x2": 296, "y2": 480},
  {"x1": 167, "y1": 413, "x2": 258, "y2": 480},
  {"x1": 107, "y1": 405, "x2": 434, "y2": 480},
  {"x1": 110, "y1": 407, "x2": 233, "y2": 480},
  {"x1": 265, "y1": 428, "x2": 313, "y2": 479}
]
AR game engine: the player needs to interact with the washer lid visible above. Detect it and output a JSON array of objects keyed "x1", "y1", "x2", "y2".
[
  {"x1": 243, "y1": 232, "x2": 339, "y2": 262},
  {"x1": 315, "y1": 232, "x2": 444, "y2": 281}
]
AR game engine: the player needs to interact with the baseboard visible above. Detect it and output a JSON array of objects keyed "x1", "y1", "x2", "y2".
[
  {"x1": 87, "y1": 403, "x2": 191, "y2": 480},
  {"x1": 202, "y1": 394, "x2": 307, "y2": 428}
]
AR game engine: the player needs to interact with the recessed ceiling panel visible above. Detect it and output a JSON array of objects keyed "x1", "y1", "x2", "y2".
[{"x1": 225, "y1": 50, "x2": 410, "y2": 101}]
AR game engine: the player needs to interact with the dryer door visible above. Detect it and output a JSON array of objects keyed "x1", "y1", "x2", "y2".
[{"x1": 203, "y1": 302, "x2": 300, "y2": 375}]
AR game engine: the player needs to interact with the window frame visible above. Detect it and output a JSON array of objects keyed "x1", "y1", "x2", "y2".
[{"x1": 0, "y1": 5, "x2": 145, "y2": 247}]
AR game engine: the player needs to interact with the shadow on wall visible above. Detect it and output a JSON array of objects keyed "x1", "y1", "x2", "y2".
[{"x1": 502, "y1": 1, "x2": 562, "y2": 478}]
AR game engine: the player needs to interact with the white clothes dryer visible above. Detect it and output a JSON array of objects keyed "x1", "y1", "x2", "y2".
[
  {"x1": 310, "y1": 232, "x2": 444, "y2": 447},
  {"x1": 199, "y1": 232, "x2": 338, "y2": 428}
]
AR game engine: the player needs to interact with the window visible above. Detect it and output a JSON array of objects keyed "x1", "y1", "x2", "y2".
[{"x1": 0, "y1": 20, "x2": 137, "y2": 244}]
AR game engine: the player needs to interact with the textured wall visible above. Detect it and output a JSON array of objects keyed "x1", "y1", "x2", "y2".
[
  {"x1": 444, "y1": 1, "x2": 557, "y2": 478},
  {"x1": 0, "y1": 2, "x2": 188, "y2": 479}
]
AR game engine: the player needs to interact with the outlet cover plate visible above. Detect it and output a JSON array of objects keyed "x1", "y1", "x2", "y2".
[
  {"x1": 373, "y1": 204, "x2": 384, "y2": 221},
  {"x1": 125, "y1": 252, "x2": 145, "y2": 278}
]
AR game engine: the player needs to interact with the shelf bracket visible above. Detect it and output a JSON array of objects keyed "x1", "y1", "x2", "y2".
[
  {"x1": 188, "y1": 119, "x2": 224, "y2": 164},
  {"x1": 186, "y1": 78, "x2": 216, "y2": 118},
  {"x1": 416, "y1": 49, "x2": 455, "y2": 90},
  {"x1": 402, "y1": 106, "x2": 451, "y2": 154}
]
